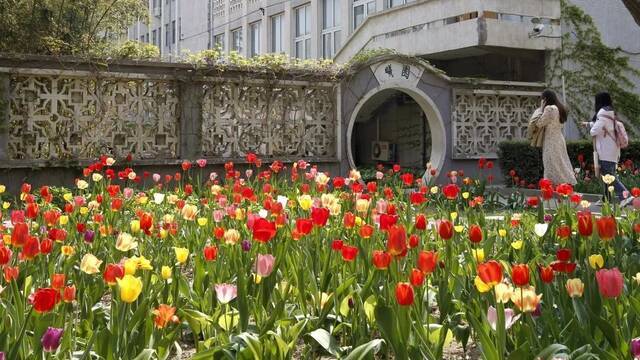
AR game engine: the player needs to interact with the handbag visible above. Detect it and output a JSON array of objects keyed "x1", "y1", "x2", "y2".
[{"x1": 592, "y1": 137, "x2": 600, "y2": 177}]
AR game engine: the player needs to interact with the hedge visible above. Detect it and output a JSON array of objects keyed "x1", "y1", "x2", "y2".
[{"x1": 497, "y1": 140, "x2": 640, "y2": 185}]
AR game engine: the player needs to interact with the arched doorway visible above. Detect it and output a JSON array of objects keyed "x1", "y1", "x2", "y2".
[{"x1": 346, "y1": 84, "x2": 446, "y2": 178}]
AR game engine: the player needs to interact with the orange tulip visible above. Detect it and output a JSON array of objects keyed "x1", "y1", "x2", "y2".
[
  {"x1": 395, "y1": 282, "x2": 414, "y2": 306},
  {"x1": 477, "y1": 260, "x2": 502, "y2": 288},
  {"x1": 596, "y1": 216, "x2": 616, "y2": 241},
  {"x1": 153, "y1": 304, "x2": 180, "y2": 329},
  {"x1": 387, "y1": 225, "x2": 407, "y2": 256}
]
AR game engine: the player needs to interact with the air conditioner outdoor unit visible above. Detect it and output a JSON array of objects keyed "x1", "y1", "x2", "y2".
[{"x1": 371, "y1": 141, "x2": 395, "y2": 162}]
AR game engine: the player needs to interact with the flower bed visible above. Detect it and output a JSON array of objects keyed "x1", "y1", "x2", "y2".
[{"x1": 0, "y1": 155, "x2": 639, "y2": 359}]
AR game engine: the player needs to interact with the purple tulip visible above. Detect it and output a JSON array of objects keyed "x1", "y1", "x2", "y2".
[
  {"x1": 0, "y1": 351, "x2": 5, "y2": 360},
  {"x1": 84, "y1": 230, "x2": 95, "y2": 244},
  {"x1": 544, "y1": 214, "x2": 553, "y2": 223},
  {"x1": 41, "y1": 327, "x2": 63, "y2": 352},
  {"x1": 532, "y1": 303, "x2": 542, "y2": 318},
  {"x1": 241, "y1": 239, "x2": 251, "y2": 252},
  {"x1": 631, "y1": 337, "x2": 640, "y2": 359}
]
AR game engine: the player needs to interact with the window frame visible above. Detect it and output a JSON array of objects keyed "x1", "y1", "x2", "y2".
[
  {"x1": 270, "y1": 13, "x2": 283, "y2": 53},
  {"x1": 322, "y1": 0, "x2": 341, "y2": 58},
  {"x1": 231, "y1": 28, "x2": 243, "y2": 53},
  {"x1": 294, "y1": 4, "x2": 312, "y2": 59},
  {"x1": 249, "y1": 21, "x2": 261, "y2": 57}
]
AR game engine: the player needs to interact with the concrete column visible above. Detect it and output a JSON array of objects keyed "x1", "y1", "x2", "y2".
[
  {"x1": 179, "y1": 80, "x2": 203, "y2": 159},
  {"x1": 261, "y1": 2, "x2": 268, "y2": 54},
  {"x1": 0, "y1": 74, "x2": 9, "y2": 161},
  {"x1": 283, "y1": 2, "x2": 292, "y2": 57},
  {"x1": 311, "y1": 0, "x2": 320, "y2": 59},
  {"x1": 340, "y1": 0, "x2": 350, "y2": 39},
  {"x1": 242, "y1": 9, "x2": 249, "y2": 57}
]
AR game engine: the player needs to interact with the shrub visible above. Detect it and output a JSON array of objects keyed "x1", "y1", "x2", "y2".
[{"x1": 498, "y1": 140, "x2": 640, "y2": 189}]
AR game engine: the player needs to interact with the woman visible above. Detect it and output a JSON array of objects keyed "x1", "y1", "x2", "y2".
[
  {"x1": 531, "y1": 89, "x2": 576, "y2": 185},
  {"x1": 584, "y1": 92, "x2": 633, "y2": 205}
]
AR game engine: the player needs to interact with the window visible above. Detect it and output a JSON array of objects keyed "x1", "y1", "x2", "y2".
[
  {"x1": 388, "y1": 0, "x2": 405, "y2": 8},
  {"x1": 249, "y1": 22, "x2": 261, "y2": 57},
  {"x1": 165, "y1": 24, "x2": 169, "y2": 46},
  {"x1": 294, "y1": 4, "x2": 311, "y2": 59},
  {"x1": 152, "y1": 29, "x2": 157, "y2": 45},
  {"x1": 214, "y1": 33, "x2": 225, "y2": 50},
  {"x1": 322, "y1": 0, "x2": 341, "y2": 58},
  {"x1": 140, "y1": 35, "x2": 145, "y2": 43},
  {"x1": 231, "y1": 28, "x2": 243, "y2": 53},
  {"x1": 353, "y1": 0, "x2": 375, "y2": 29},
  {"x1": 145, "y1": 33, "x2": 149, "y2": 43},
  {"x1": 172, "y1": 20, "x2": 176, "y2": 44},
  {"x1": 271, "y1": 14, "x2": 283, "y2": 53}
]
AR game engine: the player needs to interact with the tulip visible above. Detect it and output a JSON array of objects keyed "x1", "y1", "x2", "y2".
[
  {"x1": 477, "y1": 261, "x2": 503, "y2": 288},
  {"x1": 103, "y1": 263, "x2": 125, "y2": 285},
  {"x1": 252, "y1": 218, "x2": 277, "y2": 243},
  {"x1": 117, "y1": 275, "x2": 143, "y2": 303},
  {"x1": 487, "y1": 306, "x2": 520, "y2": 331},
  {"x1": 256, "y1": 254, "x2": 276, "y2": 277},
  {"x1": 215, "y1": 283, "x2": 238, "y2": 304},
  {"x1": 438, "y1": 219, "x2": 454, "y2": 240},
  {"x1": 596, "y1": 216, "x2": 616, "y2": 241},
  {"x1": 161, "y1": 266, "x2": 172, "y2": 280},
  {"x1": 417, "y1": 251, "x2": 438, "y2": 274},
  {"x1": 80, "y1": 254, "x2": 102, "y2": 275},
  {"x1": 534, "y1": 223, "x2": 548, "y2": 237},
  {"x1": 539, "y1": 265, "x2": 554, "y2": 283},
  {"x1": 116, "y1": 232, "x2": 138, "y2": 252},
  {"x1": 409, "y1": 268, "x2": 425, "y2": 287},
  {"x1": 203, "y1": 245, "x2": 218, "y2": 261},
  {"x1": 631, "y1": 337, "x2": 640, "y2": 359},
  {"x1": 372, "y1": 250, "x2": 392, "y2": 270},
  {"x1": 395, "y1": 282, "x2": 414, "y2": 306},
  {"x1": 511, "y1": 264, "x2": 530, "y2": 287},
  {"x1": 468, "y1": 224, "x2": 483, "y2": 243},
  {"x1": 566, "y1": 278, "x2": 584, "y2": 298},
  {"x1": 84, "y1": 230, "x2": 95, "y2": 244},
  {"x1": 387, "y1": 225, "x2": 407, "y2": 256},
  {"x1": 296, "y1": 218, "x2": 314, "y2": 235},
  {"x1": 511, "y1": 286, "x2": 542, "y2": 312},
  {"x1": 311, "y1": 207, "x2": 330, "y2": 226},
  {"x1": 415, "y1": 214, "x2": 426, "y2": 230},
  {"x1": 181, "y1": 204, "x2": 199, "y2": 221},
  {"x1": 442, "y1": 184, "x2": 459, "y2": 199},
  {"x1": 41, "y1": 327, "x2": 64, "y2": 352},
  {"x1": 224, "y1": 229, "x2": 241, "y2": 245},
  {"x1": 51, "y1": 274, "x2": 65, "y2": 290},
  {"x1": 31, "y1": 288, "x2": 61, "y2": 313},
  {"x1": 0, "y1": 246, "x2": 12, "y2": 265},
  {"x1": 343, "y1": 212, "x2": 356, "y2": 228},
  {"x1": 359, "y1": 224, "x2": 374, "y2": 239},
  {"x1": 595, "y1": 268, "x2": 624, "y2": 298},
  {"x1": 475, "y1": 276, "x2": 491, "y2": 292},
  {"x1": 3, "y1": 266, "x2": 19, "y2": 282},
  {"x1": 589, "y1": 254, "x2": 604, "y2": 269},
  {"x1": 153, "y1": 304, "x2": 180, "y2": 329},
  {"x1": 472, "y1": 249, "x2": 485, "y2": 262},
  {"x1": 63, "y1": 285, "x2": 76, "y2": 303},
  {"x1": 174, "y1": 247, "x2": 189, "y2": 264},
  {"x1": 341, "y1": 245, "x2": 358, "y2": 262},
  {"x1": 11, "y1": 222, "x2": 29, "y2": 247},
  {"x1": 494, "y1": 283, "x2": 513, "y2": 303}
]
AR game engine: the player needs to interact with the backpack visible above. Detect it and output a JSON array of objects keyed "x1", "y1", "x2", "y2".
[{"x1": 600, "y1": 114, "x2": 629, "y2": 149}]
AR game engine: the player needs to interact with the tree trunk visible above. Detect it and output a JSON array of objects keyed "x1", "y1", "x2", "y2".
[{"x1": 621, "y1": 0, "x2": 640, "y2": 27}]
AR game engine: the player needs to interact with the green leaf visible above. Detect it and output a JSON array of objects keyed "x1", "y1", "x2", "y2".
[
  {"x1": 218, "y1": 310, "x2": 239, "y2": 331},
  {"x1": 363, "y1": 295, "x2": 376, "y2": 323},
  {"x1": 572, "y1": 298, "x2": 589, "y2": 328},
  {"x1": 132, "y1": 349, "x2": 156, "y2": 360},
  {"x1": 591, "y1": 315, "x2": 618, "y2": 349},
  {"x1": 237, "y1": 332, "x2": 263, "y2": 360},
  {"x1": 466, "y1": 311, "x2": 499, "y2": 360},
  {"x1": 306, "y1": 328, "x2": 340, "y2": 357},
  {"x1": 427, "y1": 324, "x2": 453, "y2": 348},
  {"x1": 343, "y1": 339, "x2": 384, "y2": 360},
  {"x1": 535, "y1": 344, "x2": 569, "y2": 360},
  {"x1": 507, "y1": 342, "x2": 530, "y2": 360},
  {"x1": 374, "y1": 305, "x2": 406, "y2": 360}
]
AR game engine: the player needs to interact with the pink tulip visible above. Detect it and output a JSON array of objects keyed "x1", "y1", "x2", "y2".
[
  {"x1": 214, "y1": 283, "x2": 237, "y2": 304},
  {"x1": 487, "y1": 306, "x2": 520, "y2": 331},
  {"x1": 375, "y1": 171, "x2": 384, "y2": 180},
  {"x1": 217, "y1": 196, "x2": 228, "y2": 207},
  {"x1": 196, "y1": 159, "x2": 207, "y2": 168},
  {"x1": 152, "y1": 173, "x2": 161, "y2": 183},
  {"x1": 246, "y1": 213, "x2": 260, "y2": 230},
  {"x1": 256, "y1": 254, "x2": 276, "y2": 277},
  {"x1": 213, "y1": 210, "x2": 225, "y2": 223},
  {"x1": 595, "y1": 268, "x2": 624, "y2": 298},
  {"x1": 209, "y1": 172, "x2": 218, "y2": 181},
  {"x1": 245, "y1": 169, "x2": 253, "y2": 179},
  {"x1": 123, "y1": 188, "x2": 134, "y2": 199},
  {"x1": 376, "y1": 199, "x2": 388, "y2": 214},
  {"x1": 74, "y1": 196, "x2": 86, "y2": 207}
]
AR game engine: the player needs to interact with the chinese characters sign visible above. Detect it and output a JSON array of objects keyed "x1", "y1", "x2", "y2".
[{"x1": 372, "y1": 61, "x2": 424, "y2": 87}]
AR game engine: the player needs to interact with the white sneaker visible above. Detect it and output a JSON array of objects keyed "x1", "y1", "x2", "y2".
[{"x1": 620, "y1": 196, "x2": 635, "y2": 207}]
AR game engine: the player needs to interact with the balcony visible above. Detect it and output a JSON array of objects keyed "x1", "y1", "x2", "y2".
[{"x1": 334, "y1": 0, "x2": 561, "y2": 63}]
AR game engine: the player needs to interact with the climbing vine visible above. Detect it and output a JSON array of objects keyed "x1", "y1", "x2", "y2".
[{"x1": 548, "y1": 0, "x2": 640, "y2": 134}]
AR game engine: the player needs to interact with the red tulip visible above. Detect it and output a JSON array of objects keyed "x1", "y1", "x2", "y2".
[
  {"x1": 252, "y1": 218, "x2": 277, "y2": 243},
  {"x1": 63, "y1": 285, "x2": 76, "y2": 303},
  {"x1": 203, "y1": 245, "x2": 218, "y2": 261},
  {"x1": 367, "y1": 181, "x2": 377, "y2": 193},
  {"x1": 442, "y1": 184, "x2": 459, "y2": 200},
  {"x1": 477, "y1": 260, "x2": 502, "y2": 287},
  {"x1": 408, "y1": 234, "x2": 420, "y2": 248},
  {"x1": 26, "y1": 202, "x2": 39, "y2": 219},
  {"x1": 0, "y1": 246, "x2": 13, "y2": 265},
  {"x1": 556, "y1": 225, "x2": 571, "y2": 239},
  {"x1": 51, "y1": 274, "x2": 65, "y2": 290},
  {"x1": 4, "y1": 266, "x2": 19, "y2": 282},
  {"x1": 43, "y1": 210, "x2": 60, "y2": 226},
  {"x1": 400, "y1": 173, "x2": 414, "y2": 186},
  {"x1": 595, "y1": 268, "x2": 624, "y2": 298},
  {"x1": 410, "y1": 192, "x2": 425, "y2": 205},
  {"x1": 556, "y1": 248, "x2": 571, "y2": 262},
  {"x1": 379, "y1": 214, "x2": 398, "y2": 231},
  {"x1": 331, "y1": 239, "x2": 343, "y2": 251},
  {"x1": 415, "y1": 214, "x2": 426, "y2": 230},
  {"x1": 343, "y1": 212, "x2": 355, "y2": 228},
  {"x1": 468, "y1": 224, "x2": 483, "y2": 243},
  {"x1": 539, "y1": 265, "x2": 554, "y2": 283},
  {"x1": 295, "y1": 218, "x2": 314, "y2": 236},
  {"x1": 511, "y1": 264, "x2": 530, "y2": 287},
  {"x1": 372, "y1": 250, "x2": 392, "y2": 270},
  {"x1": 103, "y1": 263, "x2": 125, "y2": 286},
  {"x1": 31, "y1": 288, "x2": 61, "y2": 313},
  {"x1": 392, "y1": 164, "x2": 401, "y2": 173},
  {"x1": 577, "y1": 211, "x2": 593, "y2": 237},
  {"x1": 526, "y1": 196, "x2": 539, "y2": 207},
  {"x1": 39, "y1": 239, "x2": 53, "y2": 255},
  {"x1": 417, "y1": 251, "x2": 438, "y2": 274},
  {"x1": 438, "y1": 220, "x2": 454, "y2": 240},
  {"x1": 596, "y1": 216, "x2": 616, "y2": 241},
  {"x1": 395, "y1": 282, "x2": 414, "y2": 306},
  {"x1": 140, "y1": 212, "x2": 154, "y2": 234},
  {"x1": 11, "y1": 222, "x2": 29, "y2": 247},
  {"x1": 311, "y1": 207, "x2": 330, "y2": 227},
  {"x1": 359, "y1": 224, "x2": 374, "y2": 239},
  {"x1": 555, "y1": 183, "x2": 573, "y2": 197},
  {"x1": 387, "y1": 225, "x2": 407, "y2": 256},
  {"x1": 409, "y1": 268, "x2": 425, "y2": 287},
  {"x1": 341, "y1": 245, "x2": 358, "y2": 262},
  {"x1": 21, "y1": 236, "x2": 40, "y2": 260}
]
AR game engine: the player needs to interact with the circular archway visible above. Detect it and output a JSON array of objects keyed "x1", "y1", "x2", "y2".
[{"x1": 346, "y1": 84, "x2": 446, "y2": 178}]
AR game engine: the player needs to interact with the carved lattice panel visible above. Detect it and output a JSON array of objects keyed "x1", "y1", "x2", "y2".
[
  {"x1": 452, "y1": 90, "x2": 538, "y2": 159},
  {"x1": 202, "y1": 81, "x2": 337, "y2": 160},
  {"x1": 9, "y1": 75, "x2": 179, "y2": 161}
]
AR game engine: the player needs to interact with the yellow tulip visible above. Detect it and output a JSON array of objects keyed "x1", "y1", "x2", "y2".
[
  {"x1": 298, "y1": 195, "x2": 313, "y2": 211},
  {"x1": 454, "y1": 225, "x2": 464, "y2": 233},
  {"x1": 137, "y1": 196, "x2": 148, "y2": 205},
  {"x1": 174, "y1": 247, "x2": 189, "y2": 264},
  {"x1": 92, "y1": 173, "x2": 103, "y2": 182},
  {"x1": 3, "y1": 234, "x2": 11, "y2": 245},
  {"x1": 210, "y1": 185, "x2": 222, "y2": 195},
  {"x1": 116, "y1": 232, "x2": 138, "y2": 252},
  {"x1": 0, "y1": 185, "x2": 5, "y2": 193},
  {"x1": 224, "y1": 229, "x2": 240, "y2": 245},
  {"x1": 511, "y1": 240, "x2": 523, "y2": 250},
  {"x1": 588, "y1": 254, "x2": 604, "y2": 269},
  {"x1": 511, "y1": 286, "x2": 542, "y2": 312},
  {"x1": 133, "y1": 256, "x2": 153, "y2": 270},
  {"x1": 354, "y1": 216, "x2": 363, "y2": 226},
  {"x1": 130, "y1": 220, "x2": 141, "y2": 234},
  {"x1": 471, "y1": 249, "x2": 485, "y2": 262},
  {"x1": 181, "y1": 204, "x2": 199, "y2": 221},
  {"x1": 63, "y1": 193, "x2": 73, "y2": 202},
  {"x1": 462, "y1": 192, "x2": 470, "y2": 199},
  {"x1": 633, "y1": 273, "x2": 640, "y2": 285},
  {"x1": 430, "y1": 186, "x2": 438, "y2": 194},
  {"x1": 474, "y1": 276, "x2": 491, "y2": 293},
  {"x1": 450, "y1": 212, "x2": 458, "y2": 221},
  {"x1": 162, "y1": 214, "x2": 174, "y2": 223},
  {"x1": 160, "y1": 229, "x2": 168, "y2": 239},
  {"x1": 124, "y1": 259, "x2": 138, "y2": 275},
  {"x1": 161, "y1": 266, "x2": 172, "y2": 280},
  {"x1": 61, "y1": 246, "x2": 75, "y2": 256},
  {"x1": 565, "y1": 278, "x2": 584, "y2": 298},
  {"x1": 77, "y1": 180, "x2": 89, "y2": 190},
  {"x1": 80, "y1": 254, "x2": 102, "y2": 274},
  {"x1": 117, "y1": 275, "x2": 143, "y2": 303},
  {"x1": 494, "y1": 283, "x2": 513, "y2": 303},
  {"x1": 2, "y1": 202, "x2": 9, "y2": 209},
  {"x1": 80, "y1": 207, "x2": 89, "y2": 215},
  {"x1": 234, "y1": 208, "x2": 245, "y2": 220},
  {"x1": 498, "y1": 229, "x2": 507, "y2": 237},
  {"x1": 197, "y1": 217, "x2": 208, "y2": 226},
  {"x1": 59, "y1": 215, "x2": 69, "y2": 225},
  {"x1": 355, "y1": 199, "x2": 370, "y2": 214}
]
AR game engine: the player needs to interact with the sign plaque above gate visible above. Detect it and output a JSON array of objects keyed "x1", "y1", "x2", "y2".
[{"x1": 370, "y1": 61, "x2": 425, "y2": 87}]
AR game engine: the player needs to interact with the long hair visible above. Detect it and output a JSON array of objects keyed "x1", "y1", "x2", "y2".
[
  {"x1": 592, "y1": 92, "x2": 613, "y2": 122},
  {"x1": 541, "y1": 89, "x2": 568, "y2": 123}
]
